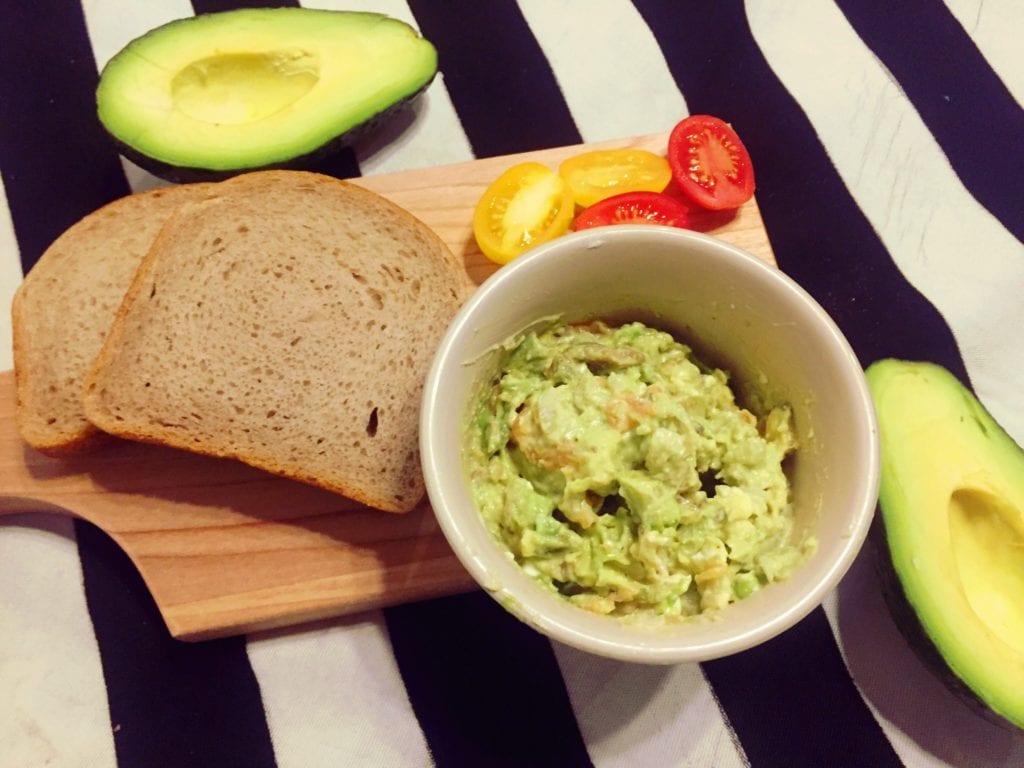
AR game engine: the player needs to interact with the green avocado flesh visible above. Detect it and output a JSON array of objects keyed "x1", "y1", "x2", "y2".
[
  {"x1": 867, "y1": 359, "x2": 1024, "y2": 728},
  {"x1": 466, "y1": 320, "x2": 813, "y2": 621},
  {"x1": 96, "y1": 9, "x2": 437, "y2": 178}
]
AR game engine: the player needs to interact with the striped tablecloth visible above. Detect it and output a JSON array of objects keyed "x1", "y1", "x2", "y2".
[{"x1": 3, "y1": 2, "x2": 1022, "y2": 766}]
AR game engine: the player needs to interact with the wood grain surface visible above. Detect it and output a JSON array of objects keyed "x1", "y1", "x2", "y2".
[{"x1": 0, "y1": 133, "x2": 775, "y2": 640}]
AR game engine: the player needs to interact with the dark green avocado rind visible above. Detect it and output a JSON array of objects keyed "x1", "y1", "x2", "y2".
[
  {"x1": 96, "y1": 8, "x2": 438, "y2": 182},
  {"x1": 110, "y1": 79, "x2": 434, "y2": 184},
  {"x1": 867, "y1": 358, "x2": 1024, "y2": 731}
]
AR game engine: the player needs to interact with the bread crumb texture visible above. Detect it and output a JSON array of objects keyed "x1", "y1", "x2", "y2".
[{"x1": 82, "y1": 171, "x2": 466, "y2": 513}]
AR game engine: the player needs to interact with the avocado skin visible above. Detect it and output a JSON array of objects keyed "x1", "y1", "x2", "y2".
[
  {"x1": 110, "y1": 81, "x2": 433, "y2": 184},
  {"x1": 867, "y1": 359, "x2": 1024, "y2": 731},
  {"x1": 868, "y1": 518, "x2": 1016, "y2": 730}
]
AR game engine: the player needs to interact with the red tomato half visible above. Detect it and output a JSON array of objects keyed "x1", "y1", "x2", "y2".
[
  {"x1": 667, "y1": 115, "x2": 755, "y2": 211},
  {"x1": 573, "y1": 191, "x2": 691, "y2": 231}
]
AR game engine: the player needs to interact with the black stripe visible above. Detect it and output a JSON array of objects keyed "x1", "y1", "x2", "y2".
[
  {"x1": 407, "y1": 0, "x2": 581, "y2": 157},
  {"x1": 0, "y1": 0, "x2": 128, "y2": 275},
  {"x1": 385, "y1": 592, "x2": 592, "y2": 768},
  {"x1": 836, "y1": 0, "x2": 1024, "y2": 243},
  {"x1": 76, "y1": 521, "x2": 277, "y2": 768},
  {"x1": 703, "y1": 611, "x2": 904, "y2": 768},
  {"x1": 386, "y1": 6, "x2": 592, "y2": 767},
  {"x1": 191, "y1": 0, "x2": 298, "y2": 13},
  {"x1": 634, "y1": 0, "x2": 957, "y2": 764}
]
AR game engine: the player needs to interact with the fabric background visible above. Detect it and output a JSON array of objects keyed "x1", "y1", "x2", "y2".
[{"x1": 2, "y1": 1, "x2": 1022, "y2": 766}]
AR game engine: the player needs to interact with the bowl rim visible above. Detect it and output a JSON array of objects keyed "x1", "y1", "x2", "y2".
[{"x1": 420, "y1": 225, "x2": 879, "y2": 664}]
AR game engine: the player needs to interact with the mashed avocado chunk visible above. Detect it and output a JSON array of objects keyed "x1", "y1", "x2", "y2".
[{"x1": 465, "y1": 320, "x2": 813, "y2": 620}]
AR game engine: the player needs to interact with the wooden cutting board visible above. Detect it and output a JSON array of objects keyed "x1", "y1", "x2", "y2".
[{"x1": 0, "y1": 132, "x2": 775, "y2": 641}]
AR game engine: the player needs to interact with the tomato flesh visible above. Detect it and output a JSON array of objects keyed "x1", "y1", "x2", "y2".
[
  {"x1": 667, "y1": 115, "x2": 755, "y2": 211},
  {"x1": 558, "y1": 149, "x2": 671, "y2": 208},
  {"x1": 473, "y1": 162, "x2": 575, "y2": 264},
  {"x1": 573, "y1": 191, "x2": 691, "y2": 231}
]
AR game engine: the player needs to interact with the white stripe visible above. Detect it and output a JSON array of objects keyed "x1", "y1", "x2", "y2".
[
  {"x1": 0, "y1": 515, "x2": 117, "y2": 768},
  {"x1": 302, "y1": 0, "x2": 475, "y2": 174},
  {"x1": 120, "y1": 157, "x2": 173, "y2": 194},
  {"x1": 943, "y1": 0, "x2": 1024, "y2": 106},
  {"x1": 553, "y1": 643, "x2": 746, "y2": 768},
  {"x1": 354, "y1": 75, "x2": 476, "y2": 175},
  {"x1": 247, "y1": 614, "x2": 432, "y2": 768},
  {"x1": 520, "y1": 0, "x2": 688, "y2": 142},
  {"x1": 747, "y1": 0, "x2": 1024, "y2": 446},
  {"x1": 0, "y1": 175, "x2": 22, "y2": 370}
]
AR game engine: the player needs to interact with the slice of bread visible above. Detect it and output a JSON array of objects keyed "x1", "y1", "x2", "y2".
[
  {"x1": 12, "y1": 183, "x2": 215, "y2": 455},
  {"x1": 82, "y1": 171, "x2": 468, "y2": 514}
]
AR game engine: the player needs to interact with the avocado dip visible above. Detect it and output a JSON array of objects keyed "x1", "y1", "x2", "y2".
[{"x1": 465, "y1": 319, "x2": 814, "y2": 620}]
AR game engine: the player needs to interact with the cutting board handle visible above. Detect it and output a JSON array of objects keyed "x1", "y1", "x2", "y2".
[{"x1": 0, "y1": 369, "x2": 476, "y2": 639}]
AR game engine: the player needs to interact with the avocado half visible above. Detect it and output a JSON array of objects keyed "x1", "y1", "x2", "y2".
[
  {"x1": 867, "y1": 359, "x2": 1024, "y2": 729},
  {"x1": 96, "y1": 8, "x2": 438, "y2": 182}
]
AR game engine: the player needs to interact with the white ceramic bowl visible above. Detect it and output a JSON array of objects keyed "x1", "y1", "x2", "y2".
[{"x1": 420, "y1": 226, "x2": 878, "y2": 664}]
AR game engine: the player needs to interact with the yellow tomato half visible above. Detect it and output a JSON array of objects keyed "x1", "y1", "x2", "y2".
[
  {"x1": 473, "y1": 162, "x2": 575, "y2": 265},
  {"x1": 558, "y1": 149, "x2": 672, "y2": 208}
]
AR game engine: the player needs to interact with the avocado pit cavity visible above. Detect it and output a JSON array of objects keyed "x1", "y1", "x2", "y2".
[
  {"x1": 171, "y1": 50, "x2": 320, "y2": 125},
  {"x1": 948, "y1": 486, "x2": 1024, "y2": 655}
]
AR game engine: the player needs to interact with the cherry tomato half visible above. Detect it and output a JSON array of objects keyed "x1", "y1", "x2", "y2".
[
  {"x1": 473, "y1": 162, "x2": 575, "y2": 264},
  {"x1": 667, "y1": 115, "x2": 755, "y2": 211},
  {"x1": 558, "y1": 148, "x2": 672, "y2": 208},
  {"x1": 572, "y1": 191, "x2": 691, "y2": 231}
]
